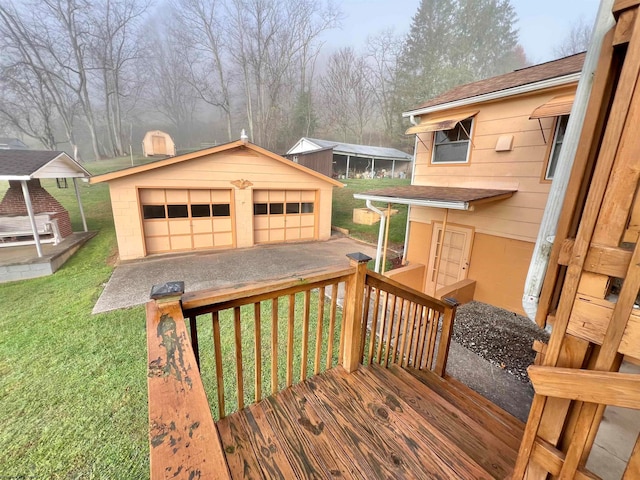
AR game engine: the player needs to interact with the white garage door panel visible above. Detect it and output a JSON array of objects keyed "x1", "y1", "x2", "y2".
[
  {"x1": 253, "y1": 189, "x2": 317, "y2": 244},
  {"x1": 141, "y1": 188, "x2": 234, "y2": 255}
]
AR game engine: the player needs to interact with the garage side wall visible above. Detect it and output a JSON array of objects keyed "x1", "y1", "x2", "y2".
[{"x1": 107, "y1": 148, "x2": 335, "y2": 260}]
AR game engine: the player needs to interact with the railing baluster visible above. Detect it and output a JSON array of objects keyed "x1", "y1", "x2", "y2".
[
  {"x1": 367, "y1": 288, "x2": 381, "y2": 365},
  {"x1": 300, "y1": 290, "x2": 310, "y2": 382},
  {"x1": 271, "y1": 298, "x2": 278, "y2": 395},
  {"x1": 254, "y1": 302, "x2": 262, "y2": 403},
  {"x1": 414, "y1": 306, "x2": 426, "y2": 368},
  {"x1": 425, "y1": 308, "x2": 438, "y2": 369},
  {"x1": 390, "y1": 298, "x2": 405, "y2": 365},
  {"x1": 188, "y1": 316, "x2": 200, "y2": 370},
  {"x1": 359, "y1": 285, "x2": 372, "y2": 362},
  {"x1": 399, "y1": 301, "x2": 414, "y2": 367},
  {"x1": 233, "y1": 307, "x2": 244, "y2": 410},
  {"x1": 212, "y1": 311, "x2": 225, "y2": 418},
  {"x1": 384, "y1": 294, "x2": 397, "y2": 366},
  {"x1": 286, "y1": 294, "x2": 295, "y2": 387},
  {"x1": 314, "y1": 286, "x2": 325, "y2": 375},
  {"x1": 376, "y1": 291, "x2": 389, "y2": 364},
  {"x1": 326, "y1": 283, "x2": 338, "y2": 370},
  {"x1": 338, "y1": 283, "x2": 346, "y2": 365}
]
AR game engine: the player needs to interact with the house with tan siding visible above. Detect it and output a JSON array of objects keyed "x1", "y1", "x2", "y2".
[
  {"x1": 357, "y1": 53, "x2": 585, "y2": 315},
  {"x1": 91, "y1": 139, "x2": 342, "y2": 261}
]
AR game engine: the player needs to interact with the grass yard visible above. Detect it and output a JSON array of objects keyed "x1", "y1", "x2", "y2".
[
  {"x1": 332, "y1": 178, "x2": 411, "y2": 249},
  {"x1": 0, "y1": 156, "x2": 384, "y2": 478}
]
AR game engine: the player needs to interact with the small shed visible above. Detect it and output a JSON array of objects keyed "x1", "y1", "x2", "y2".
[
  {"x1": 142, "y1": 130, "x2": 176, "y2": 157},
  {"x1": 91, "y1": 139, "x2": 343, "y2": 261},
  {"x1": 286, "y1": 137, "x2": 413, "y2": 179}
]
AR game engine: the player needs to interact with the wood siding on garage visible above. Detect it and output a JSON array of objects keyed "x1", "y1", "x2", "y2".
[
  {"x1": 98, "y1": 143, "x2": 339, "y2": 260},
  {"x1": 140, "y1": 188, "x2": 234, "y2": 254},
  {"x1": 253, "y1": 190, "x2": 317, "y2": 243}
]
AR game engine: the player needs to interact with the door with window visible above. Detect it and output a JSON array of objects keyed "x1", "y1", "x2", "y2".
[
  {"x1": 425, "y1": 223, "x2": 474, "y2": 295},
  {"x1": 140, "y1": 188, "x2": 234, "y2": 255},
  {"x1": 253, "y1": 190, "x2": 317, "y2": 243}
]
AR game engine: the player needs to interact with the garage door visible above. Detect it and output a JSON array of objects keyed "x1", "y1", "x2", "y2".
[
  {"x1": 253, "y1": 190, "x2": 317, "y2": 244},
  {"x1": 140, "y1": 188, "x2": 234, "y2": 255}
]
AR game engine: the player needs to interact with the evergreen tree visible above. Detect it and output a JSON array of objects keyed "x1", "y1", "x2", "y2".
[{"x1": 395, "y1": 0, "x2": 522, "y2": 113}]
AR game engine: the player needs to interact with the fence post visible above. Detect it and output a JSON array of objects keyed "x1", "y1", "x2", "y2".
[
  {"x1": 342, "y1": 253, "x2": 371, "y2": 373},
  {"x1": 434, "y1": 297, "x2": 459, "y2": 377}
]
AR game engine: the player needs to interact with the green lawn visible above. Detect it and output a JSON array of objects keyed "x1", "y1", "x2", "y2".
[
  {"x1": 0, "y1": 161, "x2": 395, "y2": 478},
  {"x1": 332, "y1": 178, "x2": 411, "y2": 249}
]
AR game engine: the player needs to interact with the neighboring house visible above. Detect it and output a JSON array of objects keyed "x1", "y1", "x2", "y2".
[
  {"x1": 91, "y1": 139, "x2": 342, "y2": 261},
  {"x1": 357, "y1": 53, "x2": 584, "y2": 315},
  {"x1": 142, "y1": 130, "x2": 176, "y2": 157},
  {"x1": 286, "y1": 137, "x2": 412, "y2": 179},
  {"x1": 0, "y1": 137, "x2": 28, "y2": 150}
]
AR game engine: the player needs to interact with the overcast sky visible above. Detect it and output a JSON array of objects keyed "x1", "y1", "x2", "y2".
[{"x1": 327, "y1": 0, "x2": 602, "y2": 64}]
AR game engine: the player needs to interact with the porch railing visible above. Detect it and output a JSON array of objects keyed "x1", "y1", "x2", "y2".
[{"x1": 145, "y1": 253, "x2": 457, "y2": 479}]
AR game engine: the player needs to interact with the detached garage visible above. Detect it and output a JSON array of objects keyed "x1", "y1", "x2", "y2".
[{"x1": 91, "y1": 139, "x2": 342, "y2": 261}]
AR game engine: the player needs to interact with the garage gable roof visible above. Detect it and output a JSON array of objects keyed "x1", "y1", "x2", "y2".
[{"x1": 90, "y1": 140, "x2": 344, "y2": 187}]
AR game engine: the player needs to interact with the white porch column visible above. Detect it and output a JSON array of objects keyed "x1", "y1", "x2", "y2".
[
  {"x1": 371, "y1": 158, "x2": 375, "y2": 178},
  {"x1": 21, "y1": 180, "x2": 43, "y2": 257},
  {"x1": 346, "y1": 155, "x2": 350, "y2": 179},
  {"x1": 73, "y1": 178, "x2": 88, "y2": 232},
  {"x1": 392, "y1": 160, "x2": 396, "y2": 178}
]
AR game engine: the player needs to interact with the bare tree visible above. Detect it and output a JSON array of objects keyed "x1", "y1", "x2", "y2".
[
  {"x1": 170, "y1": 0, "x2": 233, "y2": 142},
  {"x1": 89, "y1": 0, "x2": 150, "y2": 157},
  {"x1": 321, "y1": 47, "x2": 375, "y2": 144},
  {"x1": 553, "y1": 16, "x2": 593, "y2": 58},
  {"x1": 366, "y1": 29, "x2": 402, "y2": 143},
  {"x1": 0, "y1": 1, "x2": 81, "y2": 157}
]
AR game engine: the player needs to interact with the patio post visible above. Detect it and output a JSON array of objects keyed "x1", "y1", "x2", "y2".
[
  {"x1": 20, "y1": 180, "x2": 43, "y2": 257},
  {"x1": 346, "y1": 155, "x2": 350, "y2": 179},
  {"x1": 73, "y1": 178, "x2": 88, "y2": 232}
]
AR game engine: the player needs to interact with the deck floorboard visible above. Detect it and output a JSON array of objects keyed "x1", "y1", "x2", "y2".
[{"x1": 217, "y1": 363, "x2": 523, "y2": 479}]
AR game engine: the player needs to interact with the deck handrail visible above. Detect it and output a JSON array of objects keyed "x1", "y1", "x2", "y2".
[{"x1": 145, "y1": 253, "x2": 458, "y2": 479}]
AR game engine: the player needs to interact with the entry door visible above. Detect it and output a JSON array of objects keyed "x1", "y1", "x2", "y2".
[
  {"x1": 152, "y1": 135, "x2": 166, "y2": 155},
  {"x1": 425, "y1": 223, "x2": 474, "y2": 295}
]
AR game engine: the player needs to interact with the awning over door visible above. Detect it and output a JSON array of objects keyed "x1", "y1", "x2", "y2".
[
  {"x1": 354, "y1": 185, "x2": 516, "y2": 211},
  {"x1": 405, "y1": 111, "x2": 478, "y2": 135},
  {"x1": 530, "y1": 94, "x2": 575, "y2": 119}
]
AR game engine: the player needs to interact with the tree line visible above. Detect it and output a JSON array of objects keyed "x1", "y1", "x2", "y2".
[{"x1": 0, "y1": 0, "x2": 525, "y2": 161}]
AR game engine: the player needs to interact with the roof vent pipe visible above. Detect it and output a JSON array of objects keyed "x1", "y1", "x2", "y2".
[{"x1": 522, "y1": 0, "x2": 615, "y2": 324}]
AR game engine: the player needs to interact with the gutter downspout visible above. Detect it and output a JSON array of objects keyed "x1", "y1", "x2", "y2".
[
  {"x1": 366, "y1": 199, "x2": 386, "y2": 273},
  {"x1": 522, "y1": 0, "x2": 615, "y2": 323}
]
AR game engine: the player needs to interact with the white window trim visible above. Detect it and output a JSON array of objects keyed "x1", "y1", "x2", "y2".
[
  {"x1": 430, "y1": 118, "x2": 474, "y2": 165},
  {"x1": 545, "y1": 115, "x2": 569, "y2": 180}
]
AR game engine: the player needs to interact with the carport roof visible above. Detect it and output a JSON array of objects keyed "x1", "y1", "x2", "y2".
[
  {"x1": 90, "y1": 139, "x2": 344, "y2": 187},
  {"x1": 0, "y1": 150, "x2": 90, "y2": 181},
  {"x1": 354, "y1": 185, "x2": 516, "y2": 211}
]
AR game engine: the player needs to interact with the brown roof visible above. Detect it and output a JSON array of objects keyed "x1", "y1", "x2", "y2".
[
  {"x1": 0, "y1": 150, "x2": 89, "y2": 179},
  {"x1": 409, "y1": 53, "x2": 585, "y2": 112},
  {"x1": 355, "y1": 185, "x2": 516, "y2": 210}
]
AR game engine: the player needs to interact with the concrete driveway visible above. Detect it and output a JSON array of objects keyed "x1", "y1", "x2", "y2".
[{"x1": 92, "y1": 236, "x2": 377, "y2": 314}]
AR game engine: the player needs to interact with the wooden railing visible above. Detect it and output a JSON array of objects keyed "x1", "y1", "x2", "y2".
[{"x1": 145, "y1": 253, "x2": 457, "y2": 479}]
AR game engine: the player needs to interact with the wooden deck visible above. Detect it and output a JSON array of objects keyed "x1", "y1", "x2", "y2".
[{"x1": 217, "y1": 363, "x2": 524, "y2": 479}]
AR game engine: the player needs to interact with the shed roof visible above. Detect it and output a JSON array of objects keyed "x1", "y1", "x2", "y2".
[
  {"x1": 0, "y1": 150, "x2": 90, "y2": 180},
  {"x1": 354, "y1": 185, "x2": 516, "y2": 211},
  {"x1": 289, "y1": 138, "x2": 412, "y2": 161},
  {"x1": 405, "y1": 52, "x2": 585, "y2": 116},
  {"x1": 90, "y1": 139, "x2": 344, "y2": 187}
]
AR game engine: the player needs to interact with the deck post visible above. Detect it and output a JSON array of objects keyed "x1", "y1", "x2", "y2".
[
  {"x1": 342, "y1": 253, "x2": 371, "y2": 373},
  {"x1": 434, "y1": 297, "x2": 459, "y2": 377}
]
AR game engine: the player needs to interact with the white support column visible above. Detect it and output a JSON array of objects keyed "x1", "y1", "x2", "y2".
[
  {"x1": 392, "y1": 160, "x2": 396, "y2": 178},
  {"x1": 346, "y1": 155, "x2": 350, "y2": 179},
  {"x1": 21, "y1": 180, "x2": 43, "y2": 257},
  {"x1": 371, "y1": 158, "x2": 375, "y2": 178},
  {"x1": 73, "y1": 178, "x2": 88, "y2": 232}
]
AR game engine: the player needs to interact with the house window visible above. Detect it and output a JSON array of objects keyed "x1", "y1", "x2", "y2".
[
  {"x1": 545, "y1": 115, "x2": 569, "y2": 180},
  {"x1": 432, "y1": 118, "x2": 473, "y2": 164}
]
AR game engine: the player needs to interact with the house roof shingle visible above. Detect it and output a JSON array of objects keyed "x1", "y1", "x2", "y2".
[{"x1": 407, "y1": 52, "x2": 585, "y2": 114}]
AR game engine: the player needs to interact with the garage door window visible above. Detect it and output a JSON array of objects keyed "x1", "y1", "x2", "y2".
[
  {"x1": 143, "y1": 205, "x2": 166, "y2": 219},
  {"x1": 254, "y1": 203, "x2": 268, "y2": 215},
  {"x1": 191, "y1": 204, "x2": 211, "y2": 217},
  {"x1": 167, "y1": 205, "x2": 188, "y2": 218},
  {"x1": 301, "y1": 202, "x2": 314, "y2": 213},
  {"x1": 212, "y1": 204, "x2": 231, "y2": 217}
]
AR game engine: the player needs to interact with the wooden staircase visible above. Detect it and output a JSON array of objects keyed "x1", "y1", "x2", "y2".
[{"x1": 217, "y1": 363, "x2": 524, "y2": 479}]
